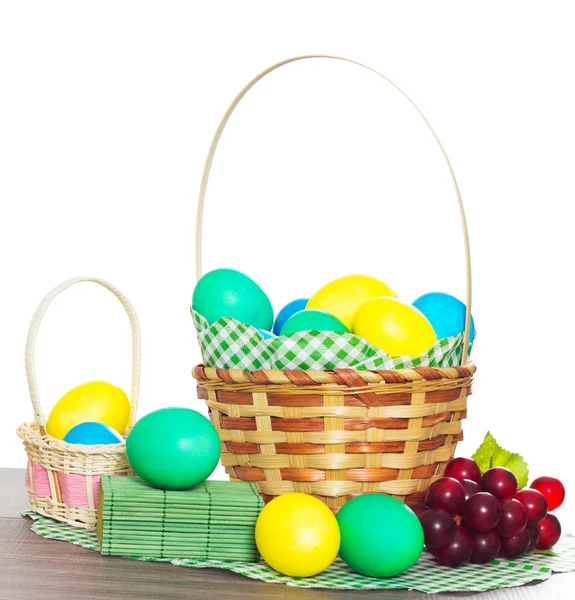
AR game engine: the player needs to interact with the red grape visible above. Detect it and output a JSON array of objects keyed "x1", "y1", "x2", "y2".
[
  {"x1": 526, "y1": 525, "x2": 540, "y2": 552},
  {"x1": 434, "y1": 526, "x2": 473, "y2": 567},
  {"x1": 424, "y1": 477, "x2": 466, "y2": 516},
  {"x1": 481, "y1": 467, "x2": 518, "y2": 500},
  {"x1": 470, "y1": 530, "x2": 501, "y2": 564},
  {"x1": 460, "y1": 479, "x2": 481, "y2": 501},
  {"x1": 463, "y1": 492, "x2": 502, "y2": 531},
  {"x1": 420, "y1": 509, "x2": 457, "y2": 549},
  {"x1": 531, "y1": 477, "x2": 565, "y2": 511},
  {"x1": 537, "y1": 514, "x2": 562, "y2": 550},
  {"x1": 499, "y1": 529, "x2": 530, "y2": 558},
  {"x1": 496, "y1": 499, "x2": 527, "y2": 538},
  {"x1": 515, "y1": 488, "x2": 548, "y2": 526},
  {"x1": 445, "y1": 457, "x2": 482, "y2": 484},
  {"x1": 410, "y1": 503, "x2": 428, "y2": 519}
]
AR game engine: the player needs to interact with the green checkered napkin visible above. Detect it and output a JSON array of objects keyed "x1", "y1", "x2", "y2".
[
  {"x1": 24, "y1": 511, "x2": 575, "y2": 593},
  {"x1": 192, "y1": 310, "x2": 471, "y2": 371}
]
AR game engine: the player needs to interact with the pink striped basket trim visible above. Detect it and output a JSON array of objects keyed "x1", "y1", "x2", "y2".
[
  {"x1": 26, "y1": 462, "x2": 52, "y2": 498},
  {"x1": 26, "y1": 462, "x2": 128, "y2": 508}
]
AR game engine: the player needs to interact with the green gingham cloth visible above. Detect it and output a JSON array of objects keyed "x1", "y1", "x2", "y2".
[
  {"x1": 191, "y1": 310, "x2": 471, "y2": 371},
  {"x1": 24, "y1": 511, "x2": 575, "y2": 593}
]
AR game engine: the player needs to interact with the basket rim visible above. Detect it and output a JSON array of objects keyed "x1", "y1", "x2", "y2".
[
  {"x1": 17, "y1": 421, "x2": 127, "y2": 456},
  {"x1": 193, "y1": 363, "x2": 476, "y2": 385}
]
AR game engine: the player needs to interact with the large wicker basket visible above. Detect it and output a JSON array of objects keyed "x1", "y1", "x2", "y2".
[
  {"x1": 17, "y1": 276, "x2": 141, "y2": 529},
  {"x1": 193, "y1": 55, "x2": 475, "y2": 512}
]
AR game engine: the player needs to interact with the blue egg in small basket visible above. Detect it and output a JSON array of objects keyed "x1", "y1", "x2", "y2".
[
  {"x1": 413, "y1": 292, "x2": 476, "y2": 342},
  {"x1": 64, "y1": 422, "x2": 124, "y2": 445},
  {"x1": 273, "y1": 298, "x2": 309, "y2": 335}
]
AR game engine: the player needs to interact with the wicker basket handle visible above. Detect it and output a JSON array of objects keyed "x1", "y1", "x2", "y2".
[
  {"x1": 196, "y1": 55, "x2": 472, "y2": 364},
  {"x1": 25, "y1": 276, "x2": 141, "y2": 434}
]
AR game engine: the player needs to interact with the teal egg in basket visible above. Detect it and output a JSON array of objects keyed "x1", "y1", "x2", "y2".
[
  {"x1": 280, "y1": 309, "x2": 349, "y2": 335},
  {"x1": 192, "y1": 268, "x2": 274, "y2": 330},
  {"x1": 272, "y1": 298, "x2": 309, "y2": 335}
]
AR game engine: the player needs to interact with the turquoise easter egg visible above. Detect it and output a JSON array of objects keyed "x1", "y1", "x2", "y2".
[
  {"x1": 280, "y1": 309, "x2": 349, "y2": 335},
  {"x1": 413, "y1": 292, "x2": 476, "y2": 342},
  {"x1": 273, "y1": 298, "x2": 309, "y2": 335},
  {"x1": 192, "y1": 268, "x2": 273, "y2": 330},
  {"x1": 256, "y1": 328, "x2": 275, "y2": 340},
  {"x1": 63, "y1": 422, "x2": 123, "y2": 445},
  {"x1": 337, "y1": 494, "x2": 424, "y2": 577},
  {"x1": 126, "y1": 408, "x2": 221, "y2": 490}
]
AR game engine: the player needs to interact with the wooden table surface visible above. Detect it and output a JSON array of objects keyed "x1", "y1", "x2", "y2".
[{"x1": 0, "y1": 469, "x2": 571, "y2": 600}]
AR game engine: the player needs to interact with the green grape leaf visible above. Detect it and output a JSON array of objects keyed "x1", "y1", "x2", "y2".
[
  {"x1": 491, "y1": 447, "x2": 513, "y2": 467},
  {"x1": 506, "y1": 453, "x2": 529, "y2": 489},
  {"x1": 471, "y1": 432, "x2": 529, "y2": 489},
  {"x1": 471, "y1": 431, "x2": 500, "y2": 473}
]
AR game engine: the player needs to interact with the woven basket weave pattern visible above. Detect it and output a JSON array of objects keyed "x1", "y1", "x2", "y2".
[
  {"x1": 18, "y1": 276, "x2": 140, "y2": 530},
  {"x1": 194, "y1": 364, "x2": 474, "y2": 511},
  {"x1": 18, "y1": 422, "x2": 131, "y2": 529}
]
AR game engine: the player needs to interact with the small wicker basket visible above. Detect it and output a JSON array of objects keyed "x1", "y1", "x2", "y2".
[
  {"x1": 17, "y1": 276, "x2": 141, "y2": 529},
  {"x1": 193, "y1": 55, "x2": 475, "y2": 512}
]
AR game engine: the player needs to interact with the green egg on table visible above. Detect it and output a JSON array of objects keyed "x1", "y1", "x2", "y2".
[
  {"x1": 280, "y1": 309, "x2": 349, "y2": 335},
  {"x1": 126, "y1": 408, "x2": 221, "y2": 490},
  {"x1": 336, "y1": 494, "x2": 424, "y2": 578},
  {"x1": 192, "y1": 268, "x2": 273, "y2": 330}
]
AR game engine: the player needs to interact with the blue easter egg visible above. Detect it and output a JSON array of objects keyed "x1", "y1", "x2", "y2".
[
  {"x1": 412, "y1": 292, "x2": 476, "y2": 342},
  {"x1": 256, "y1": 328, "x2": 275, "y2": 340},
  {"x1": 273, "y1": 298, "x2": 309, "y2": 335},
  {"x1": 64, "y1": 422, "x2": 124, "y2": 445}
]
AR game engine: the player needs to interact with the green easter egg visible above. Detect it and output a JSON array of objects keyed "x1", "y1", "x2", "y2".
[
  {"x1": 126, "y1": 408, "x2": 221, "y2": 490},
  {"x1": 336, "y1": 494, "x2": 424, "y2": 578},
  {"x1": 280, "y1": 309, "x2": 349, "y2": 335},
  {"x1": 192, "y1": 268, "x2": 273, "y2": 330}
]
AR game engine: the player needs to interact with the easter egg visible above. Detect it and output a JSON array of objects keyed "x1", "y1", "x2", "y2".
[
  {"x1": 272, "y1": 298, "x2": 309, "y2": 335},
  {"x1": 280, "y1": 309, "x2": 349, "y2": 335},
  {"x1": 46, "y1": 381, "x2": 130, "y2": 440},
  {"x1": 413, "y1": 292, "x2": 476, "y2": 342},
  {"x1": 255, "y1": 493, "x2": 340, "y2": 577},
  {"x1": 353, "y1": 297, "x2": 437, "y2": 357},
  {"x1": 126, "y1": 408, "x2": 221, "y2": 490},
  {"x1": 192, "y1": 268, "x2": 273, "y2": 330},
  {"x1": 63, "y1": 422, "x2": 123, "y2": 445},
  {"x1": 336, "y1": 494, "x2": 424, "y2": 578},
  {"x1": 256, "y1": 328, "x2": 275, "y2": 340},
  {"x1": 307, "y1": 275, "x2": 397, "y2": 330}
]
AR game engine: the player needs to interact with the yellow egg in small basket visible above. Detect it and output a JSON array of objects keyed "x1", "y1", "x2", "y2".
[{"x1": 46, "y1": 381, "x2": 130, "y2": 440}]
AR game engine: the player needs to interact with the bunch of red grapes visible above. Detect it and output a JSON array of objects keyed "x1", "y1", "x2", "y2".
[{"x1": 412, "y1": 458, "x2": 565, "y2": 567}]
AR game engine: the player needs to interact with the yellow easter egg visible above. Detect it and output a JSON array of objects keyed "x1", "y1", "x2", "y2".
[
  {"x1": 353, "y1": 297, "x2": 437, "y2": 357},
  {"x1": 255, "y1": 493, "x2": 340, "y2": 577},
  {"x1": 307, "y1": 275, "x2": 397, "y2": 330},
  {"x1": 46, "y1": 381, "x2": 130, "y2": 440}
]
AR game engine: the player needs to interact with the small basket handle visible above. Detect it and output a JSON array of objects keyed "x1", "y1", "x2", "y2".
[
  {"x1": 25, "y1": 276, "x2": 142, "y2": 434},
  {"x1": 195, "y1": 55, "x2": 472, "y2": 365}
]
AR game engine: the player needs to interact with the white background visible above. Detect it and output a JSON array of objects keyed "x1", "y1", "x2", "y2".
[{"x1": 1, "y1": 2, "x2": 573, "y2": 531}]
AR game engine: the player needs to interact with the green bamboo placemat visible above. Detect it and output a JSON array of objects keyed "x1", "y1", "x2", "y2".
[
  {"x1": 24, "y1": 511, "x2": 575, "y2": 593},
  {"x1": 98, "y1": 476, "x2": 262, "y2": 561},
  {"x1": 101, "y1": 477, "x2": 264, "y2": 506}
]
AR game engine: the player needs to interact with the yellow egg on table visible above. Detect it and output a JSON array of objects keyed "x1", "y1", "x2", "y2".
[
  {"x1": 307, "y1": 275, "x2": 397, "y2": 330},
  {"x1": 46, "y1": 381, "x2": 130, "y2": 440},
  {"x1": 354, "y1": 297, "x2": 437, "y2": 357},
  {"x1": 255, "y1": 493, "x2": 340, "y2": 577}
]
